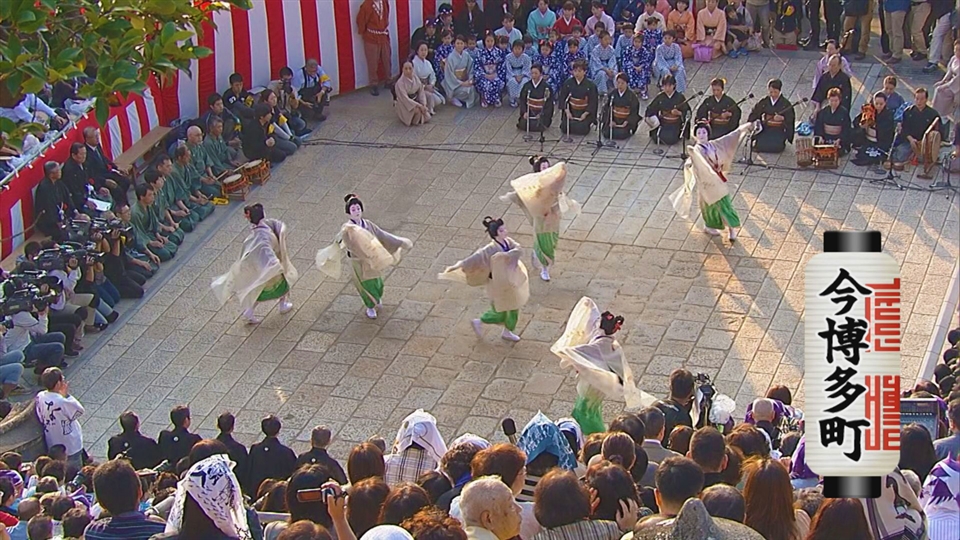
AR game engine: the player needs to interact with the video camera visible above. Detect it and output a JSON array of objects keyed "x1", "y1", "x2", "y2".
[
  {"x1": 34, "y1": 241, "x2": 103, "y2": 273},
  {"x1": 0, "y1": 270, "x2": 61, "y2": 316},
  {"x1": 90, "y1": 217, "x2": 132, "y2": 240}
]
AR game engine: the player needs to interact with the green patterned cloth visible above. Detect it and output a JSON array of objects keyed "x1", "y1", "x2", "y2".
[
  {"x1": 701, "y1": 195, "x2": 741, "y2": 229},
  {"x1": 572, "y1": 390, "x2": 606, "y2": 436},
  {"x1": 257, "y1": 275, "x2": 289, "y2": 301},
  {"x1": 353, "y1": 262, "x2": 384, "y2": 309},
  {"x1": 480, "y1": 306, "x2": 519, "y2": 331},
  {"x1": 534, "y1": 231, "x2": 559, "y2": 267}
]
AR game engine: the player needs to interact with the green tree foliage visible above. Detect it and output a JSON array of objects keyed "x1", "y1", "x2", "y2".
[{"x1": 0, "y1": 0, "x2": 251, "y2": 146}]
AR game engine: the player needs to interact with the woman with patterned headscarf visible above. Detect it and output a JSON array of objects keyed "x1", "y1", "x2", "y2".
[{"x1": 162, "y1": 454, "x2": 251, "y2": 540}]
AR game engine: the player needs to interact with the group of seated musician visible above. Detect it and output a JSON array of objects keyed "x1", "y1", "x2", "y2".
[
  {"x1": 643, "y1": 74, "x2": 689, "y2": 144},
  {"x1": 695, "y1": 78, "x2": 741, "y2": 139}
]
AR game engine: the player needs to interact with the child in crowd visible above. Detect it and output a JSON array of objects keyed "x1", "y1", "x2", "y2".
[
  {"x1": 523, "y1": 35, "x2": 537, "y2": 58},
  {"x1": 497, "y1": 34, "x2": 511, "y2": 54},
  {"x1": 476, "y1": 33, "x2": 507, "y2": 107},
  {"x1": 570, "y1": 25, "x2": 587, "y2": 52},
  {"x1": 616, "y1": 23, "x2": 635, "y2": 66},
  {"x1": 668, "y1": 0, "x2": 695, "y2": 58},
  {"x1": 561, "y1": 36, "x2": 587, "y2": 83},
  {"x1": 589, "y1": 31, "x2": 618, "y2": 94},
  {"x1": 724, "y1": 4, "x2": 751, "y2": 57},
  {"x1": 548, "y1": 28, "x2": 563, "y2": 53},
  {"x1": 654, "y1": 30, "x2": 687, "y2": 93},
  {"x1": 537, "y1": 40, "x2": 560, "y2": 96},
  {"x1": 585, "y1": 21, "x2": 605, "y2": 56},
  {"x1": 495, "y1": 13, "x2": 523, "y2": 45},
  {"x1": 623, "y1": 33, "x2": 646, "y2": 95},
  {"x1": 505, "y1": 40, "x2": 533, "y2": 107},
  {"x1": 435, "y1": 30, "x2": 454, "y2": 85},
  {"x1": 466, "y1": 34, "x2": 480, "y2": 63},
  {"x1": 638, "y1": 16, "x2": 663, "y2": 99}
]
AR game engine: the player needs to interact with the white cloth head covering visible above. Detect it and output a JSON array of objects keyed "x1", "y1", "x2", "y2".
[
  {"x1": 451, "y1": 433, "x2": 491, "y2": 450},
  {"x1": 164, "y1": 454, "x2": 251, "y2": 540},
  {"x1": 361, "y1": 525, "x2": 415, "y2": 540},
  {"x1": 556, "y1": 418, "x2": 584, "y2": 451},
  {"x1": 393, "y1": 409, "x2": 447, "y2": 465}
]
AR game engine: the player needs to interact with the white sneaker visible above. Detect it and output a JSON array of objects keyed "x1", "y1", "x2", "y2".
[
  {"x1": 540, "y1": 267, "x2": 551, "y2": 281},
  {"x1": 501, "y1": 329, "x2": 521, "y2": 342},
  {"x1": 472, "y1": 319, "x2": 483, "y2": 338},
  {"x1": 278, "y1": 300, "x2": 294, "y2": 314},
  {"x1": 704, "y1": 227, "x2": 722, "y2": 236},
  {"x1": 365, "y1": 307, "x2": 378, "y2": 319},
  {"x1": 376, "y1": 299, "x2": 383, "y2": 309},
  {"x1": 243, "y1": 309, "x2": 261, "y2": 325},
  {"x1": 728, "y1": 227, "x2": 738, "y2": 242}
]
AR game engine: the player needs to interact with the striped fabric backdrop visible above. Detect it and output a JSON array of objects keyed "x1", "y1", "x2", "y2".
[
  {"x1": 161, "y1": 0, "x2": 452, "y2": 122},
  {"x1": 0, "y1": 86, "x2": 161, "y2": 259}
]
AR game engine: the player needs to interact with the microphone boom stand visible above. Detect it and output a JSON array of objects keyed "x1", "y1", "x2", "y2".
[{"x1": 589, "y1": 90, "x2": 619, "y2": 156}]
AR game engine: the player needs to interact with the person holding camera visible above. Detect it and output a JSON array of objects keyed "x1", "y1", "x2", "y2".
[
  {"x1": 4, "y1": 299, "x2": 68, "y2": 375},
  {"x1": 99, "y1": 220, "x2": 147, "y2": 299},
  {"x1": 290, "y1": 60, "x2": 332, "y2": 122},
  {"x1": 35, "y1": 367, "x2": 85, "y2": 468},
  {"x1": 49, "y1": 250, "x2": 115, "y2": 331},
  {"x1": 0, "y1": 324, "x2": 25, "y2": 399},
  {"x1": 270, "y1": 68, "x2": 313, "y2": 136}
]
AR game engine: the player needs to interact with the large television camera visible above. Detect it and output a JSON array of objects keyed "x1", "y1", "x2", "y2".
[
  {"x1": 0, "y1": 270, "x2": 61, "y2": 317},
  {"x1": 34, "y1": 241, "x2": 104, "y2": 273}
]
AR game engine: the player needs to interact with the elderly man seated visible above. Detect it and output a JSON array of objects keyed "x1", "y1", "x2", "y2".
[
  {"x1": 203, "y1": 116, "x2": 245, "y2": 174},
  {"x1": 82, "y1": 127, "x2": 131, "y2": 206},
  {"x1": 460, "y1": 477, "x2": 523, "y2": 540},
  {"x1": 291, "y1": 59, "x2": 332, "y2": 121},
  {"x1": 184, "y1": 125, "x2": 222, "y2": 198}
]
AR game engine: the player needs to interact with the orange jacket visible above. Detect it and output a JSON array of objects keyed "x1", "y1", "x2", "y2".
[{"x1": 357, "y1": 0, "x2": 391, "y2": 44}]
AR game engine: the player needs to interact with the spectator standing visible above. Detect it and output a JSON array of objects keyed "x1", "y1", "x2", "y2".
[
  {"x1": 0, "y1": 323, "x2": 24, "y2": 400},
  {"x1": 699, "y1": 484, "x2": 745, "y2": 522},
  {"x1": 296, "y1": 426, "x2": 347, "y2": 485},
  {"x1": 744, "y1": 0, "x2": 771, "y2": 46},
  {"x1": 357, "y1": 0, "x2": 392, "y2": 95},
  {"x1": 7, "y1": 497, "x2": 40, "y2": 540},
  {"x1": 454, "y1": 0, "x2": 487, "y2": 41},
  {"x1": 158, "y1": 405, "x2": 201, "y2": 468},
  {"x1": 841, "y1": 0, "x2": 873, "y2": 59},
  {"x1": 246, "y1": 416, "x2": 297, "y2": 498},
  {"x1": 923, "y1": 0, "x2": 955, "y2": 71},
  {"x1": 656, "y1": 369, "x2": 695, "y2": 446},
  {"x1": 638, "y1": 407, "x2": 680, "y2": 486},
  {"x1": 906, "y1": 0, "x2": 931, "y2": 61},
  {"x1": 34, "y1": 368, "x2": 84, "y2": 468},
  {"x1": 882, "y1": 0, "x2": 909, "y2": 63},
  {"x1": 934, "y1": 399, "x2": 960, "y2": 460},
  {"x1": 805, "y1": 498, "x2": 873, "y2": 540},
  {"x1": 688, "y1": 427, "x2": 728, "y2": 488},
  {"x1": 460, "y1": 477, "x2": 523, "y2": 540},
  {"x1": 532, "y1": 469, "x2": 624, "y2": 539},
  {"x1": 153, "y1": 454, "x2": 251, "y2": 540},
  {"x1": 215, "y1": 413, "x2": 250, "y2": 492},
  {"x1": 919, "y1": 457, "x2": 960, "y2": 540},
  {"x1": 106, "y1": 412, "x2": 162, "y2": 471}
]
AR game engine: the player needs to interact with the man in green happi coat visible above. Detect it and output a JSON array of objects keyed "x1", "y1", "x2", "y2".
[
  {"x1": 130, "y1": 183, "x2": 177, "y2": 262},
  {"x1": 151, "y1": 157, "x2": 198, "y2": 232},
  {"x1": 202, "y1": 116, "x2": 245, "y2": 174},
  {"x1": 167, "y1": 148, "x2": 214, "y2": 222},
  {"x1": 185, "y1": 125, "x2": 222, "y2": 198},
  {"x1": 142, "y1": 170, "x2": 186, "y2": 244}
]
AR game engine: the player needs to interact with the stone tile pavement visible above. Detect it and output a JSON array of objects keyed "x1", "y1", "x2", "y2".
[{"x1": 66, "y1": 51, "x2": 958, "y2": 463}]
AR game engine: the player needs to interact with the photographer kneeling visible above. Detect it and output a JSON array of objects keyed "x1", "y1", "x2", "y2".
[
  {"x1": 0, "y1": 323, "x2": 25, "y2": 399},
  {"x1": 100, "y1": 222, "x2": 146, "y2": 299},
  {"x1": 45, "y1": 244, "x2": 116, "y2": 332},
  {"x1": 3, "y1": 298, "x2": 68, "y2": 375}
]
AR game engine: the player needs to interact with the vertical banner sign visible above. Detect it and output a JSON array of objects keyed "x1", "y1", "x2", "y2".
[{"x1": 804, "y1": 231, "x2": 901, "y2": 498}]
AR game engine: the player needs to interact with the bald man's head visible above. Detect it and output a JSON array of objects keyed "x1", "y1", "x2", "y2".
[
  {"x1": 186, "y1": 125, "x2": 203, "y2": 144},
  {"x1": 751, "y1": 398, "x2": 775, "y2": 423}
]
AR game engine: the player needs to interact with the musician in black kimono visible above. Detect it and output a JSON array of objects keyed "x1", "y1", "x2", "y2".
[
  {"x1": 748, "y1": 79, "x2": 795, "y2": 153},
  {"x1": 813, "y1": 87, "x2": 851, "y2": 155},
  {"x1": 811, "y1": 54, "x2": 852, "y2": 113},
  {"x1": 851, "y1": 92, "x2": 895, "y2": 166},
  {"x1": 890, "y1": 87, "x2": 942, "y2": 179},
  {"x1": 695, "y1": 77, "x2": 741, "y2": 139},
  {"x1": 643, "y1": 74, "x2": 689, "y2": 145},
  {"x1": 599, "y1": 74, "x2": 641, "y2": 139},
  {"x1": 518, "y1": 63, "x2": 554, "y2": 131},
  {"x1": 558, "y1": 60, "x2": 599, "y2": 136}
]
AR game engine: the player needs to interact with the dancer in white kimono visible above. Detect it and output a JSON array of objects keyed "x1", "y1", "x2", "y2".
[
  {"x1": 498, "y1": 156, "x2": 579, "y2": 282},
  {"x1": 669, "y1": 120, "x2": 758, "y2": 243},
  {"x1": 315, "y1": 194, "x2": 413, "y2": 319},
  {"x1": 211, "y1": 204, "x2": 298, "y2": 325},
  {"x1": 438, "y1": 216, "x2": 529, "y2": 342},
  {"x1": 552, "y1": 297, "x2": 654, "y2": 435},
  {"x1": 413, "y1": 42, "x2": 446, "y2": 114}
]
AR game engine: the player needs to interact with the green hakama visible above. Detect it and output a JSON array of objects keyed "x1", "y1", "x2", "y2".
[
  {"x1": 534, "y1": 231, "x2": 559, "y2": 267},
  {"x1": 480, "y1": 306, "x2": 520, "y2": 331},
  {"x1": 131, "y1": 202, "x2": 177, "y2": 261},
  {"x1": 256, "y1": 275, "x2": 290, "y2": 301},
  {"x1": 169, "y1": 166, "x2": 214, "y2": 221},
  {"x1": 571, "y1": 387, "x2": 606, "y2": 436},
  {"x1": 700, "y1": 195, "x2": 741, "y2": 229},
  {"x1": 354, "y1": 262, "x2": 385, "y2": 309}
]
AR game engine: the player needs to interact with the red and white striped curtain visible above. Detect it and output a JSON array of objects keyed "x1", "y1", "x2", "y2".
[{"x1": 161, "y1": 0, "x2": 457, "y2": 122}]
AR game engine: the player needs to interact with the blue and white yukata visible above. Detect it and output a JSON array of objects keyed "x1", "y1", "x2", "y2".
[
  {"x1": 622, "y1": 43, "x2": 645, "y2": 91},
  {"x1": 475, "y1": 46, "x2": 506, "y2": 106},
  {"x1": 584, "y1": 34, "x2": 601, "y2": 58},
  {"x1": 504, "y1": 52, "x2": 532, "y2": 104},
  {"x1": 536, "y1": 49, "x2": 561, "y2": 98},
  {"x1": 559, "y1": 49, "x2": 586, "y2": 87},
  {"x1": 589, "y1": 45, "x2": 618, "y2": 94},
  {"x1": 653, "y1": 41, "x2": 686, "y2": 93},
  {"x1": 615, "y1": 34, "x2": 634, "y2": 65},
  {"x1": 639, "y1": 28, "x2": 662, "y2": 90},
  {"x1": 434, "y1": 43, "x2": 454, "y2": 87}
]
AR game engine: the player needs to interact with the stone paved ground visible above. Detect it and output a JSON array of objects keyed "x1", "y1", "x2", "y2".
[{"x1": 67, "y1": 50, "x2": 958, "y2": 462}]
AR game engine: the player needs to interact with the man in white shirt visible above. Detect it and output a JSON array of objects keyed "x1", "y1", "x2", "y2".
[
  {"x1": 0, "y1": 94, "x2": 68, "y2": 130},
  {"x1": 5, "y1": 305, "x2": 67, "y2": 374},
  {"x1": 35, "y1": 367, "x2": 85, "y2": 468}
]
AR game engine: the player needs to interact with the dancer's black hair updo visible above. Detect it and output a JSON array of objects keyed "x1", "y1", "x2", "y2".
[
  {"x1": 344, "y1": 193, "x2": 363, "y2": 214},
  {"x1": 600, "y1": 311, "x2": 624, "y2": 335},
  {"x1": 529, "y1": 155, "x2": 550, "y2": 172},
  {"x1": 481, "y1": 216, "x2": 504, "y2": 239},
  {"x1": 244, "y1": 203, "x2": 264, "y2": 225}
]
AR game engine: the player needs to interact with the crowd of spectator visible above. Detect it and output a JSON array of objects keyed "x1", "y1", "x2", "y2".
[{"x1": 0, "y1": 365, "x2": 956, "y2": 540}]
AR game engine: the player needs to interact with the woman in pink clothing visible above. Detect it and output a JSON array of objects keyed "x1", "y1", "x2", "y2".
[
  {"x1": 696, "y1": 0, "x2": 727, "y2": 59},
  {"x1": 668, "y1": 0, "x2": 696, "y2": 58}
]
